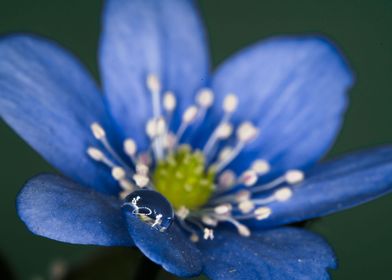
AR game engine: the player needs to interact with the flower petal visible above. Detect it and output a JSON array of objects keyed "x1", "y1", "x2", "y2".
[
  {"x1": 99, "y1": 0, "x2": 210, "y2": 149},
  {"x1": 209, "y1": 36, "x2": 353, "y2": 174},
  {"x1": 197, "y1": 227, "x2": 335, "y2": 280},
  {"x1": 251, "y1": 146, "x2": 392, "y2": 229},
  {"x1": 0, "y1": 34, "x2": 119, "y2": 194},
  {"x1": 17, "y1": 174, "x2": 132, "y2": 246},
  {"x1": 123, "y1": 212, "x2": 203, "y2": 277}
]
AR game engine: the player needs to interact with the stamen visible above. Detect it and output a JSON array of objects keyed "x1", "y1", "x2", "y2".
[
  {"x1": 254, "y1": 207, "x2": 272, "y2": 220},
  {"x1": 238, "y1": 200, "x2": 255, "y2": 214},
  {"x1": 251, "y1": 187, "x2": 293, "y2": 205},
  {"x1": 146, "y1": 74, "x2": 162, "y2": 119},
  {"x1": 285, "y1": 170, "x2": 304, "y2": 184},
  {"x1": 196, "y1": 88, "x2": 214, "y2": 108},
  {"x1": 217, "y1": 170, "x2": 236, "y2": 190},
  {"x1": 90, "y1": 122, "x2": 130, "y2": 170},
  {"x1": 111, "y1": 166, "x2": 126, "y2": 180},
  {"x1": 251, "y1": 169, "x2": 304, "y2": 193},
  {"x1": 236, "y1": 122, "x2": 258, "y2": 143},
  {"x1": 223, "y1": 94, "x2": 238, "y2": 113},
  {"x1": 203, "y1": 94, "x2": 238, "y2": 155},
  {"x1": 163, "y1": 91, "x2": 176, "y2": 112},
  {"x1": 124, "y1": 138, "x2": 137, "y2": 158},
  {"x1": 201, "y1": 215, "x2": 218, "y2": 227},
  {"x1": 240, "y1": 170, "x2": 258, "y2": 187},
  {"x1": 87, "y1": 147, "x2": 115, "y2": 168},
  {"x1": 216, "y1": 216, "x2": 251, "y2": 237},
  {"x1": 119, "y1": 179, "x2": 135, "y2": 191},
  {"x1": 136, "y1": 164, "x2": 149, "y2": 176},
  {"x1": 87, "y1": 147, "x2": 105, "y2": 161},
  {"x1": 91, "y1": 122, "x2": 106, "y2": 140},
  {"x1": 175, "y1": 106, "x2": 198, "y2": 143},
  {"x1": 133, "y1": 174, "x2": 149, "y2": 188},
  {"x1": 214, "y1": 203, "x2": 232, "y2": 215},
  {"x1": 214, "y1": 122, "x2": 258, "y2": 173},
  {"x1": 251, "y1": 159, "x2": 270, "y2": 175},
  {"x1": 216, "y1": 122, "x2": 233, "y2": 139},
  {"x1": 203, "y1": 228, "x2": 214, "y2": 240},
  {"x1": 176, "y1": 206, "x2": 190, "y2": 220},
  {"x1": 274, "y1": 187, "x2": 293, "y2": 201}
]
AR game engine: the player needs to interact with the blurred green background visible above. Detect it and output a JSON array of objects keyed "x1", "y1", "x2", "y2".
[{"x1": 0, "y1": 0, "x2": 391, "y2": 279}]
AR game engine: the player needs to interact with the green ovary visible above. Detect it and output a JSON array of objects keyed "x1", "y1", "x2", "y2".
[{"x1": 153, "y1": 145, "x2": 215, "y2": 210}]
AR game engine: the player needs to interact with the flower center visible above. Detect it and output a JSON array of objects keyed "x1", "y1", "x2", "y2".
[
  {"x1": 153, "y1": 145, "x2": 215, "y2": 210},
  {"x1": 85, "y1": 73, "x2": 306, "y2": 241}
]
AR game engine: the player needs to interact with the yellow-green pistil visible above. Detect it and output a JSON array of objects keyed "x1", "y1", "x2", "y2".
[{"x1": 153, "y1": 145, "x2": 215, "y2": 210}]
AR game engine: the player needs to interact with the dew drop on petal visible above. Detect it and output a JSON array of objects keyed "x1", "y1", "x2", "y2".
[{"x1": 122, "y1": 190, "x2": 174, "y2": 232}]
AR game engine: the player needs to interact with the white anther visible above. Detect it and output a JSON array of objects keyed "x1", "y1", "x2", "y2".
[
  {"x1": 218, "y1": 170, "x2": 236, "y2": 189},
  {"x1": 146, "y1": 74, "x2": 161, "y2": 93},
  {"x1": 236, "y1": 122, "x2": 258, "y2": 143},
  {"x1": 111, "y1": 166, "x2": 126, "y2": 180},
  {"x1": 90, "y1": 122, "x2": 106, "y2": 140},
  {"x1": 237, "y1": 224, "x2": 251, "y2": 237},
  {"x1": 176, "y1": 206, "x2": 190, "y2": 220},
  {"x1": 156, "y1": 117, "x2": 167, "y2": 135},
  {"x1": 196, "y1": 88, "x2": 214, "y2": 108},
  {"x1": 216, "y1": 122, "x2": 233, "y2": 139},
  {"x1": 182, "y1": 106, "x2": 198, "y2": 123},
  {"x1": 133, "y1": 174, "x2": 149, "y2": 188},
  {"x1": 274, "y1": 187, "x2": 293, "y2": 202},
  {"x1": 163, "y1": 91, "x2": 176, "y2": 112},
  {"x1": 119, "y1": 179, "x2": 134, "y2": 191},
  {"x1": 241, "y1": 170, "x2": 258, "y2": 187},
  {"x1": 214, "y1": 203, "x2": 232, "y2": 215},
  {"x1": 164, "y1": 132, "x2": 177, "y2": 149},
  {"x1": 87, "y1": 147, "x2": 104, "y2": 161},
  {"x1": 219, "y1": 146, "x2": 233, "y2": 161},
  {"x1": 146, "y1": 119, "x2": 157, "y2": 138},
  {"x1": 239, "y1": 200, "x2": 255, "y2": 214},
  {"x1": 254, "y1": 207, "x2": 272, "y2": 220},
  {"x1": 223, "y1": 94, "x2": 238, "y2": 113},
  {"x1": 190, "y1": 233, "x2": 199, "y2": 243},
  {"x1": 203, "y1": 228, "x2": 214, "y2": 240},
  {"x1": 235, "y1": 190, "x2": 251, "y2": 202},
  {"x1": 285, "y1": 170, "x2": 304, "y2": 184},
  {"x1": 123, "y1": 139, "x2": 137, "y2": 157},
  {"x1": 138, "y1": 153, "x2": 151, "y2": 166},
  {"x1": 201, "y1": 215, "x2": 218, "y2": 227},
  {"x1": 136, "y1": 164, "x2": 149, "y2": 176},
  {"x1": 251, "y1": 160, "x2": 270, "y2": 175}
]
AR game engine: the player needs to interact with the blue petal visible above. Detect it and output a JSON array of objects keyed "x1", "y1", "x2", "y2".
[
  {"x1": 251, "y1": 146, "x2": 392, "y2": 229},
  {"x1": 209, "y1": 36, "x2": 353, "y2": 174},
  {"x1": 99, "y1": 0, "x2": 210, "y2": 150},
  {"x1": 0, "y1": 34, "x2": 119, "y2": 195},
  {"x1": 197, "y1": 227, "x2": 335, "y2": 280},
  {"x1": 123, "y1": 212, "x2": 203, "y2": 277},
  {"x1": 17, "y1": 174, "x2": 132, "y2": 246}
]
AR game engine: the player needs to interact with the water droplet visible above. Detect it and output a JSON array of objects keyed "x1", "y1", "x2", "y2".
[{"x1": 122, "y1": 190, "x2": 174, "y2": 232}]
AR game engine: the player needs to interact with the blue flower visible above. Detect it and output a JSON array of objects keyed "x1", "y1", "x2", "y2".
[{"x1": 1, "y1": 0, "x2": 391, "y2": 279}]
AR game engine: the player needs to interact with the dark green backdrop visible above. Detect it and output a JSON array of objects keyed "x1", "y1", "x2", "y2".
[{"x1": 0, "y1": 0, "x2": 391, "y2": 279}]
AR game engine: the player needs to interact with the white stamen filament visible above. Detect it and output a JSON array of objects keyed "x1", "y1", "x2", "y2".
[
  {"x1": 147, "y1": 74, "x2": 162, "y2": 119},
  {"x1": 175, "y1": 106, "x2": 198, "y2": 144},
  {"x1": 87, "y1": 147, "x2": 115, "y2": 168}
]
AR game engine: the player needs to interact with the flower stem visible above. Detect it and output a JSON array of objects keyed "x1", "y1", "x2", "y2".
[{"x1": 134, "y1": 255, "x2": 160, "y2": 280}]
